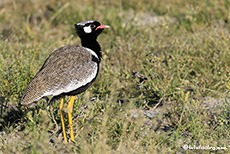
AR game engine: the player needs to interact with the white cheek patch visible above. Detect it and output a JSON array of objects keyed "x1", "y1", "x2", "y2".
[{"x1": 83, "y1": 26, "x2": 92, "y2": 33}]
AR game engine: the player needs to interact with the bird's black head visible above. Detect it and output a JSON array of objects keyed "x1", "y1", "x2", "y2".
[{"x1": 75, "y1": 20, "x2": 109, "y2": 39}]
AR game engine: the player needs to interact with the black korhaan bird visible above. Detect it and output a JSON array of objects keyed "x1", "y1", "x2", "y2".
[{"x1": 20, "y1": 20, "x2": 110, "y2": 142}]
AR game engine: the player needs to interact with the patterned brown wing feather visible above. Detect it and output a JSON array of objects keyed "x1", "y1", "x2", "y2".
[{"x1": 20, "y1": 45, "x2": 99, "y2": 106}]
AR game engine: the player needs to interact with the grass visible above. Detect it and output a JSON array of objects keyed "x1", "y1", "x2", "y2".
[{"x1": 0, "y1": 0, "x2": 230, "y2": 153}]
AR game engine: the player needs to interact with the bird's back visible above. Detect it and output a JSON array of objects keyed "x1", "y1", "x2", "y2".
[{"x1": 20, "y1": 45, "x2": 99, "y2": 106}]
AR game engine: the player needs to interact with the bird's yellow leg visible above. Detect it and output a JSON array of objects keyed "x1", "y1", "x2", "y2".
[
  {"x1": 67, "y1": 96, "x2": 76, "y2": 142},
  {"x1": 59, "y1": 96, "x2": 67, "y2": 142}
]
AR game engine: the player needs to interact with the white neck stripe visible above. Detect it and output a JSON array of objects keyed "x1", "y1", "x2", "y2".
[{"x1": 84, "y1": 47, "x2": 99, "y2": 60}]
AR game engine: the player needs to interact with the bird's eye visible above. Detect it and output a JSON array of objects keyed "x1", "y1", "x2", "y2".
[{"x1": 90, "y1": 24, "x2": 96, "y2": 29}]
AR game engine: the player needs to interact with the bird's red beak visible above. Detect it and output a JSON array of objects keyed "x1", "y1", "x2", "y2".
[{"x1": 95, "y1": 25, "x2": 110, "y2": 30}]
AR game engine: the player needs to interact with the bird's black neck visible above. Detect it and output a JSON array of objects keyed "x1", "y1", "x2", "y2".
[{"x1": 81, "y1": 37, "x2": 102, "y2": 60}]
